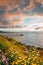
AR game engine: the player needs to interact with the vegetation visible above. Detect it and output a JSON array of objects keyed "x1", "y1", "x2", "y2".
[{"x1": 0, "y1": 35, "x2": 43, "y2": 65}]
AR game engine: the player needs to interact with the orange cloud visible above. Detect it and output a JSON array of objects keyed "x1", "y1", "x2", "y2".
[
  {"x1": 9, "y1": 18, "x2": 24, "y2": 25},
  {"x1": 0, "y1": 13, "x2": 25, "y2": 26},
  {"x1": 36, "y1": 0, "x2": 43, "y2": 4},
  {"x1": 0, "y1": 0, "x2": 43, "y2": 15},
  {"x1": 0, "y1": 22, "x2": 3, "y2": 26},
  {"x1": 36, "y1": 0, "x2": 43, "y2": 7},
  {"x1": 23, "y1": 0, "x2": 35, "y2": 11},
  {"x1": 0, "y1": 0, "x2": 43, "y2": 28}
]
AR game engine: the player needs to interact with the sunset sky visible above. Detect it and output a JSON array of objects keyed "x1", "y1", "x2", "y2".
[{"x1": 0, "y1": 0, "x2": 43, "y2": 31}]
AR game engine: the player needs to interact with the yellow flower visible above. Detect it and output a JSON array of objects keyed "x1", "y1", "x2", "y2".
[
  {"x1": 24, "y1": 63, "x2": 26, "y2": 65},
  {"x1": 15, "y1": 62, "x2": 18, "y2": 64},
  {"x1": 32, "y1": 63, "x2": 36, "y2": 65}
]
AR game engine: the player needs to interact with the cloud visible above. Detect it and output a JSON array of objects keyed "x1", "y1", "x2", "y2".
[
  {"x1": 0, "y1": 15, "x2": 9, "y2": 25},
  {"x1": 0, "y1": 15, "x2": 43, "y2": 31},
  {"x1": 23, "y1": 0, "x2": 35, "y2": 11},
  {"x1": 0, "y1": 0, "x2": 43, "y2": 15},
  {"x1": 36, "y1": 0, "x2": 43, "y2": 5},
  {"x1": 0, "y1": 0, "x2": 43, "y2": 29},
  {"x1": 0, "y1": 6, "x2": 5, "y2": 15},
  {"x1": 0, "y1": 14, "x2": 25, "y2": 26}
]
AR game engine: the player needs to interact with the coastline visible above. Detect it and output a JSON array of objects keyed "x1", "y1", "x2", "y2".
[{"x1": 0, "y1": 34, "x2": 43, "y2": 65}]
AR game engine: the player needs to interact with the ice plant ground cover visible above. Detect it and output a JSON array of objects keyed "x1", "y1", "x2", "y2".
[{"x1": 0, "y1": 35, "x2": 43, "y2": 65}]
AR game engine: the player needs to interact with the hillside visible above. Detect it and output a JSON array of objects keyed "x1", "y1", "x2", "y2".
[{"x1": 0, "y1": 35, "x2": 43, "y2": 65}]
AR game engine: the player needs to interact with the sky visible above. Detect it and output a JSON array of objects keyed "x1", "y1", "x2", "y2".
[{"x1": 0, "y1": 0, "x2": 43, "y2": 31}]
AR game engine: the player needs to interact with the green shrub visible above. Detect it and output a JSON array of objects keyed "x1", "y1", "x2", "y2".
[
  {"x1": 0, "y1": 43, "x2": 8, "y2": 52},
  {"x1": 1, "y1": 61, "x2": 6, "y2": 65}
]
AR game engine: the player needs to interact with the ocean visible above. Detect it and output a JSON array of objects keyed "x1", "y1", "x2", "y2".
[{"x1": 0, "y1": 32, "x2": 43, "y2": 48}]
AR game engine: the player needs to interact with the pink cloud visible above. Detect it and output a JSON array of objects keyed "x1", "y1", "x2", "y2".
[
  {"x1": 0, "y1": 22, "x2": 3, "y2": 26},
  {"x1": 23, "y1": 0, "x2": 35, "y2": 11},
  {"x1": 36, "y1": 0, "x2": 43, "y2": 4}
]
